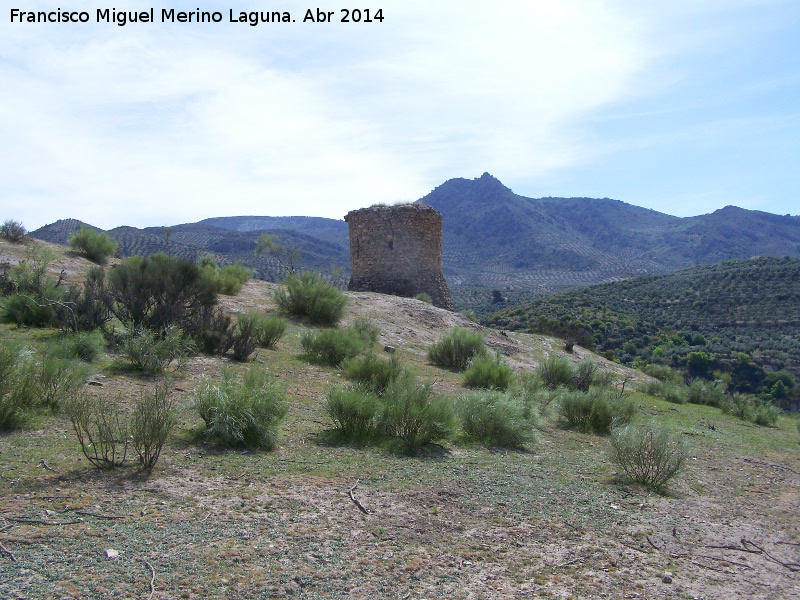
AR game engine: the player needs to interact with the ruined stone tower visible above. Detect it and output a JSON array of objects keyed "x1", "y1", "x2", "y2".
[{"x1": 345, "y1": 204, "x2": 453, "y2": 310}]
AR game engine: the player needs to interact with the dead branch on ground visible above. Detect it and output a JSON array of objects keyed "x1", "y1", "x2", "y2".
[{"x1": 348, "y1": 481, "x2": 370, "y2": 515}]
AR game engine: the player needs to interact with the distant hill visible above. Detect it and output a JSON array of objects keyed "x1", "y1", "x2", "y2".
[
  {"x1": 29, "y1": 173, "x2": 800, "y2": 304},
  {"x1": 420, "y1": 173, "x2": 800, "y2": 292},
  {"x1": 484, "y1": 256, "x2": 800, "y2": 394},
  {"x1": 31, "y1": 219, "x2": 349, "y2": 282}
]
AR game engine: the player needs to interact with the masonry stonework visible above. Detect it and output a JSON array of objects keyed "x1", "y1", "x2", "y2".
[{"x1": 345, "y1": 204, "x2": 453, "y2": 310}]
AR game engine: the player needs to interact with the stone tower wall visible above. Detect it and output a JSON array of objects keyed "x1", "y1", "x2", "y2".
[{"x1": 345, "y1": 204, "x2": 453, "y2": 310}]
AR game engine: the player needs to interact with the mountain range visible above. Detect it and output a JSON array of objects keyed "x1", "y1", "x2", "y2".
[{"x1": 30, "y1": 173, "x2": 800, "y2": 297}]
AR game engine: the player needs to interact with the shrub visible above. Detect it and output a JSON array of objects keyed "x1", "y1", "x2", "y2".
[
  {"x1": 463, "y1": 352, "x2": 514, "y2": 391},
  {"x1": 350, "y1": 315, "x2": 380, "y2": 345},
  {"x1": 123, "y1": 326, "x2": 194, "y2": 374},
  {"x1": 378, "y1": 376, "x2": 455, "y2": 452},
  {"x1": 609, "y1": 423, "x2": 686, "y2": 490},
  {"x1": 300, "y1": 327, "x2": 367, "y2": 367},
  {"x1": 57, "y1": 266, "x2": 113, "y2": 333},
  {"x1": 192, "y1": 306, "x2": 235, "y2": 355},
  {"x1": 427, "y1": 327, "x2": 487, "y2": 370},
  {"x1": 1, "y1": 289, "x2": 62, "y2": 327},
  {"x1": 414, "y1": 292, "x2": 433, "y2": 304},
  {"x1": 571, "y1": 360, "x2": 597, "y2": 392},
  {"x1": 274, "y1": 271, "x2": 347, "y2": 326},
  {"x1": 108, "y1": 254, "x2": 217, "y2": 332},
  {"x1": 344, "y1": 352, "x2": 405, "y2": 394},
  {"x1": 35, "y1": 353, "x2": 88, "y2": 410},
  {"x1": 325, "y1": 384, "x2": 379, "y2": 443},
  {"x1": 0, "y1": 340, "x2": 39, "y2": 430},
  {"x1": 47, "y1": 329, "x2": 105, "y2": 362},
  {"x1": 231, "y1": 313, "x2": 261, "y2": 362},
  {"x1": 509, "y1": 372, "x2": 557, "y2": 417},
  {"x1": 0, "y1": 219, "x2": 26, "y2": 242},
  {"x1": 720, "y1": 393, "x2": 756, "y2": 422},
  {"x1": 686, "y1": 379, "x2": 725, "y2": 407},
  {"x1": 258, "y1": 315, "x2": 287, "y2": 349},
  {"x1": 458, "y1": 390, "x2": 539, "y2": 448},
  {"x1": 63, "y1": 390, "x2": 129, "y2": 468},
  {"x1": 754, "y1": 403, "x2": 780, "y2": 427},
  {"x1": 558, "y1": 388, "x2": 635, "y2": 434},
  {"x1": 641, "y1": 380, "x2": 687, "y2": 404},
  {"x1": 643, "y1": 363, "x2": 681, "y2": 383},
  {"x1": 196, "y1": 368, "x2": 287, "y2": 450},
  {"x1": 537, "y1": 355, "x2": 574, "y2": 390},
  {"x1": 131, "y1": 379, "x2": 176, "y2": 471},
  {"x1": 68, "y1": 226, "x2": 118, "y2": 263},
  {"x1": 199, "y1": 258, "x2": 252, "y2": 296}
]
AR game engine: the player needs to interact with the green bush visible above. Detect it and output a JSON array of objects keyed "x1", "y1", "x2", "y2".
[
  {"x1": 57, "y1": 267, "x2": 113, "y2": 332},
  {"x1": 199, "y1": 258, "x2": 252, "y2": 296},
  {"x1": 47, "y1": 329, "x2": 105, "y2": 362},
  {"x1": 258, "y1": 315, "x2": 287, "y2": 349},
  {"x1": 537, "y1": 355, "x2": 574, "y2": 389},
  {"x1": 35, "y1": 353, "x2": 88, "y2": 410},
  {"x1": 754, "y1": 403, "x2": 780, "y2": 427},
  {"x1": 231, "y1": 313, "x2": 261, "y2": 362},
  {"x1": 0, "y1": 219, "x2": 26, "y2": 242},
  {"x1": 463, "y1": 352, "x2": 514, "y2": 391},
  {"x1": 274, "y1": 271, "x2": 347, "y2": 326},
  {"x1": 196, "y1": 368, "x2": 287, "y2": 450},
  {"x1": 641, "y1": 380, "x2": 687, "y2": 404},
  {"x1": 0, "y1": 340, "x2": 39, "y2": 430},
  {"x1": 427, "y1": 327, "x2": 487, "y2": 370},
  {"x1": 458, "y1": 390, "x2": 539, "y2": 448},
  {"x1": 378, "y1": 376, "x2": 455, "y2": 452},
  {"x1": 508, "y1": 372, "x2": 558, "y2": 417},
  {"x1": 720, "y1": 393, "x2": 756, "y2": 422},
  {"x1": 350, "y1": 315, "x2": 380, "y2": 346},
  {"x1": 414, "y1": 292, "x2": 433, "y2": 304},
  {"x1": 63, "y1": 390, "x2": 129, "y2": 468},
  {"x1": 193, "y1": 306, "x2": 235, "y2": 355},
  {"x1": 123, "y1": 326, "x2": 194, "y2": 373},
  {"x1": 609, "y1": 423, "x2": 686, "y2": 490},
  {"x1": 558, "y1": 388, "x2": 635, "y2": 434},
  {"x1": 1, "y1": 289, "x2": 62, "y2": 327},
  {"x1": 643, "y1": 363, "x2": 681, "y2": 383},
  {"x1": 686, "y1": 379, "x2": 725, "y2": 407},
  {"x1": 300, "y1": 327, "x2": 367, "y2": 367},
  {"x1": 68, "y1": 226, "x2": 118, "y2": 264},
  {"x1": 571, "y1": 360, "x2": 597, "y2": 392},
  {"x1": 131, "y1": 379, "x2": 176, "y2": 471},
  {"x1": 344, "y1": 352, "x2": 405, "y2": 394},
  {"x1": 325, "y1": 384, "x2": 379, "y2": 443},
  {"x1": 108, "y1": 253, "x2": 217, "y2": 332}
]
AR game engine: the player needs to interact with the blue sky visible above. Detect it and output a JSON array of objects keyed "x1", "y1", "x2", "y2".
[{"x1": 2, "y1": 0, "x2": 798, "y2": 230}]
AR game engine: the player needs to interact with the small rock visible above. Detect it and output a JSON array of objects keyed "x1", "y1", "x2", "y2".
[
  {"x1": 105, "y1": 549, "x2": 120, "y2": 559},
  {"x1": 662, "y1": 571, "x2": 673, "y2": 584},
  {"x1": 45, "y1": 509, "x2": 55, "y2": 516},
  {"x1": 384, "y1": 345, "x2": 395, "y2": 354}
]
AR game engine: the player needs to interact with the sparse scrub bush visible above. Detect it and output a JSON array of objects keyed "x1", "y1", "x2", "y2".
[
  {"x1": 537, "y1": 355, "x2": 574, "y2": 390},
  {"x1": 63, "y1": 390, "x2": 129, "y2": 468},
  {"x1": 643, "y1": 363, "x2": 681, "y2": 383},
  {"x1": 458, "y1": 390, "x2": 539, "y2": 448},
  {"x1": 231, "y1": 313, "x2": 261, "y2": 362},
  {"x1": 378, "y1": 376, "x2": 455, "y2": 452},
  {"x1": 754, "y1": 403, "x2": 780, "y2": 427},
  {"x1": 558, "y1": 388, "x2": 635, "y2": 434},
  {"x1": 609, "y1": 423, "x2": 686, "y2": 491},
  {"x1": 35, "y1": 353, "x2": 88, "y2": 410},
  {"x1": 508, "y1": 372, "x2": 557, "y2": 417},
  {"x1": 325, "y1": 384, "x2": 379, "y2": 443},
  {"x1": 68, "y1": 226, "x2": 118, "y2": 263},
  {"x1": 686, "y1": 379, "x2": 726, "y2": 407},
  {"x1": 108, "y1": 254, "x2": 217, "y2": 332},
  {"x1": 720, "y1": 393, "x2": 756, "y2": 422},
  {"x1": 0, "y1": 340, "x2": 39, "y2": 430},
  {"x1": 196, "y1": 368, "x2": 287, "y2": 450},
  {"x1": 192, "y1": 306, "x2": 235, "y2": 355},
  {"x1": 0, "y1": 219, "x2": 26, "y2": 242},
  {"x1": 427, "y1": 327, "x2": 487, "y2": 370},
  {"x1": 642, "y1": 380, "x2": 687, "y2": 404},
  {"x1": 301, "y1": 327, "x2": 367, "y2": 367},
  {"x1": 463, "y1": 351, "x2": 514, "y2": 391},
  {"x1": 2, "y1": 289, "x2": 62, "y2": 327},
  {"x1": 344, "y1": 353, "x2": 405, "y2": 394},
  {"x1": 350, "y1": 315, "x2": 380, "y2": 346},
  {"x1": 57, "y1": 266, "x2": 112, "y2": 333},
  {"x1": 257, "y1": 315, "x2": 287, "y2": 349},
  {"x1": 571, "y1": 359, "x2": 597, "y2": 392},
  {"x1": 199, "y1": 258, "x2": 252, "y2": 296},
  {"x1": 274, "y1": 271, "x2": 347, "y2": 326},
  {"x1": 131, "y1": 379, "x2": 175, "y2": 471},
  {"x1": 415, "y1": 292, "x2": 433, "y2": 304},
  {"x1": 123, "y1": 326, "x2": 194, "y2": 373},
  {"x1": 48, "y1": 329, "x2": 105, "y2": 362}
]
